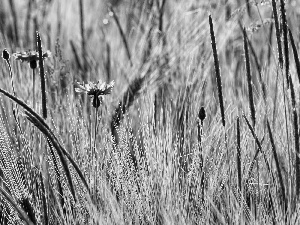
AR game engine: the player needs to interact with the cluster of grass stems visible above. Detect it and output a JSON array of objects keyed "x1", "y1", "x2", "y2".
[{"x1": 1, "y1": 0, "x2": 300, "y2": 224}]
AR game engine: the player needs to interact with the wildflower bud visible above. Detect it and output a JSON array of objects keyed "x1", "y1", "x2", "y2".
[
  {"x1": 30, "y1": 60, "x2": 37, "y2": 69},
  {"x1": 2, "y1": 49, "x2": 10, "y2": 60},
  {"x1": 198, "y1": 106, "x2": 206, "y2": 122}
]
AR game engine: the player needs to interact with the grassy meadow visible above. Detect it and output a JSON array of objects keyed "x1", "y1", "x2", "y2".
[{"x1": 1, "y1": 0, "x2": 300, "y2": 224}]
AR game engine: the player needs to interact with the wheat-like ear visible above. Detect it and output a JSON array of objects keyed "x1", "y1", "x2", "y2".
[
  {"x1": 209, "y1": 15, "x2": 225, "y2": 127},
  {"x1": 0, "y1": 186, "x2": 34, "y2": 225},
  {"x1": 111, "y1": 77, "x2": 145, "y2": 142},
  {"x1": 0, "y1": 87, "x2": 90, "y2": 198}
]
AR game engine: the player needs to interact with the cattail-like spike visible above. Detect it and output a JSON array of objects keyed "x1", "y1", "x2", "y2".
[
  {"x1": 271, "y1": 0, "x2": 283, "y2": 68},
  {"x1": 243, "y1": 28, "x2": 256, "y2": 128},
  {"x1": 280, "y1": 0, "x2": 289, "y2": 87},
  {"x1": 37, "y1": 32, "x2": 47, "y2": 119},
  {"x1": 288, "y1": 29, "x2": 300, "y2": 84},
  {"x1": 209, "y1": 15, "x2": 225, "y2": 127}
]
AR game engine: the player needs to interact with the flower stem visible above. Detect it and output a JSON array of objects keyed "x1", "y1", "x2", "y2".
[{"x1": 32, "y1": 68, "x2": 35, "y2": 110}]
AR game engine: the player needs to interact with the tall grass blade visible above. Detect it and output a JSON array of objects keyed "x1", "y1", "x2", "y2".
[
  {"x1": 79, "y1": 0, "x2": 87, "y2": 72},
  {"x1": 243, "y1": 28, "x2": 256, "y2": 127},
  {"x1": 209, "y1": 15, "x2": 225, "y2": 127},
  {"x1": 236, "y1": 117, "x2": 242, "y2": 191},
  {"x1": 266, "y1": 119, "x2": 286, "y2": 209},
  {"x1": 110, "y1": 6, "x2": 133, "y2": 66},
  {"x1": 288, "y1": 77, "x2": 300, "y2": 197},
  {"x1": 280, "y1": 0, "x2": 289, "y2": 87},
  {"x1": 288, "y1": 28, "x2": 300, "y2": 83}
]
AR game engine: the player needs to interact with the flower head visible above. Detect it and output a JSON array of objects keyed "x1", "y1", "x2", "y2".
[
  {"x1": 13, "y1": 50, "x2": 51, "y2": 69},
  {"x1": 75, "y1": 80, "x2": 115, "y2": 108}
]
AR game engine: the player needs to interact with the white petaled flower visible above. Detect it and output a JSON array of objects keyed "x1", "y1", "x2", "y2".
[
  {"x1": 13, "y1": 50, "x2": 51, "y2": 62},
  {"x1": 75, "y1": 80, "x2": 115, "y2": 108}
]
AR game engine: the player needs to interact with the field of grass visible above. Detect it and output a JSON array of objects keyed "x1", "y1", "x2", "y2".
[{"x1": 1, "y1": 0, "x2": 300, "y2": 224}]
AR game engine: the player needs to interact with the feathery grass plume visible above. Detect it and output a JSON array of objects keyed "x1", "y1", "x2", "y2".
[
  {"x1": 111, "y1": 77, "x2": 145, "y2": 143},
  {"x1": 37, "y1": 32, "x2": 47, "y2": 119},
  {"x1": 0, "y1": 186, "x2": 34, "y2": 225},
  {"x1": 0, "y1": 88, "x2": 90, "y2": 196},
  {"x1": 236, "y1": 117, "x2": 242, "y2": 191},
  {"x1": 79, "y1": 0, "x2": 87, "y2": 72},
  {"x1": 243, "y1": 28, "x2": 256, "y2": 127},
  {"x1": 266, "y1": 119, "x2": 286, "y2": 210},
  {"x1": 280, "y1": 0, "x2": 289, "y2": 87},
  {"x1": 209, "y1": 15, "x2": 225, "y2": 127},
  {"x1": 8, "y1": 0, "x2": 19, "y2": 45},
  {"x1": 288, "y1": 28, "x2": 300, "y2": 83},
  {"x1": 288, "y1": 77, "x2": 300, "y2": 198},
  {"x1": 109, "y1": 6, "x2": 133, "y2": 66},
  {"x1": 271, "y1": 0, "x2": 283, "y2": 68}
]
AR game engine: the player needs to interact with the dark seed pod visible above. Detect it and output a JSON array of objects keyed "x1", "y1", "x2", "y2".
[
  {"x1": 198, "y1": 106, "x2": 206, "y2": 121},
  {"x1": 92, "y1": 95, "x2": 101, "y2": 108},
  {"x1": 2, "y1": 49, "x2": 10, "y2": 60},
  {"x1": 30, "y1": 60, "x2": 37, "y2": 69}
]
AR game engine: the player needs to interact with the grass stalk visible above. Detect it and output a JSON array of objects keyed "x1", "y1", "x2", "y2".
[
  {"x1": 209, "y1": 15, "x2": 225, "y2": 127},
  {"x1": 109, "y1": 6, "x2": 133, "y2": 66},
  {"x1": 266, "y1": 119, "x2": 286, "y2": 209},
  {"x1": 243, "y1": 28, "x2": 256, "y2": 127},
  {"x1": 37, "y1": 32, "x2": 47, "y2": 119},
  {"x1": 8, "y1": 0, "x2": 19, "y2": 45},
  {"x1": 236, "y1": 116, "x2": 242, "y2": 192},
  {"x1": 280, "y1": 0, "x2": 289, "y2": 87},
  {"x1": 288, "y1": 76, "x2": 300, "y2": 198},
  {"x1": 79, "y1": 0, "x2": 87, "y2": 72},
  {"x1": 288, "y1": 28, "x2": 300, "y2": 83}
]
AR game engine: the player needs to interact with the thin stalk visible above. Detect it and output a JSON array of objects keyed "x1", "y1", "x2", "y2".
[
  {"x1": 280, "y1": 0, "x2": 289, "y2": 87},
  {"x1": 37, "y1": 32, "x2": 47, "y2": 119},
  {"x1": 289, "y1": 77, "x2": 300, "y2": 198},
  {"x1": 32, "y1": 68, "x2": 36, "y2": 110},
  {"x1": 110, "y1": 6, "x2": 133, "y2": 66},
  {"x1": 243, "y1": 27, "x2": 256, "y2": 127},
  {"x1": 209, "y1": 15, "x2": 225, "y2": 127}
]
